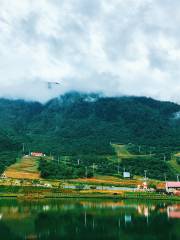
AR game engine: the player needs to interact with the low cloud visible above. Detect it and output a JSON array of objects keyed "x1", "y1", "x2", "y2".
[{"x1": 0, "y1": 0, "x2": 180, "y2": 103}]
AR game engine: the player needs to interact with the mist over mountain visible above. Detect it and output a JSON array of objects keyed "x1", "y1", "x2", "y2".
[
  {"x1": 0, "y1": 92, "x2": 179, "y2": 153},
  {"x1": 1, "y1": 1, "x2": 180, "y2": 103}
]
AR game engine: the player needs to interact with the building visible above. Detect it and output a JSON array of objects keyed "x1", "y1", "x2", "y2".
[
  {"x1": 31, "y1": 152, "x2": 45, "y2": 157},
  {"x1": 1, "y1": 173, "x2": 7, "y2": 179},
  {"x1": 166, "y1": 182, "x2": 180, "y2": 194},
  {"x1": 123, "y1": 172, "x2": 130, "y2": 178},
  {"x1": 137, "y1": 182, "x2": 148, "y2": 190},
  {"x1": 156, "y1": 182, "x2": 166, "y2": 193}
]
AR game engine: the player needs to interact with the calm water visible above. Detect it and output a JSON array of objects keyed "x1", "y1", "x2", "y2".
[{"x1": 0, "y1": 198, "x2": 179, "y2": 240}]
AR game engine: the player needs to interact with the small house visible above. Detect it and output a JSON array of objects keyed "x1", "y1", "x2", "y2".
[
  {"x1": 31, "y1": 152, "x2": 45, "y2": 157},
  {"x1": 166, "y1": 182, "x2": 180, "y2": 194},
  {"x1": 1, "y1": 173, "x2": 7, "y2": 179}
]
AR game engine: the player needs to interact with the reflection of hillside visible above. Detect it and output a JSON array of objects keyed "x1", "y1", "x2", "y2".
[
  {"x1": 0, "y1": 221, "x2": 20, "y2": 240},
  {"x1": 0, "y1": 200, "x2": 179, "y2": 240},
  {"x1": 0, "y1": 206, "x2": 31, "y2": 220},
  {"x1": 80, "y1": 201, "x2": 158, "y2": 218},
  {"x1": 0, "y1": 200, "x2": 175, "y2": 220},
  {"x1": 80, "y1": 200, "x2": 126, "y2": 208}
]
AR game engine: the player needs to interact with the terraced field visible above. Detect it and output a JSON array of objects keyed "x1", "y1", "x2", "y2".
[
  {"x1": 71, "y1": 176, "x2": 142, "y2": 187},
  {"x1": 5, "y1": 156, "x2": 40, "y2": 179}
]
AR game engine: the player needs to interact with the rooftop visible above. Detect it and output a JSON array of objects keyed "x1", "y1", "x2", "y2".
[{"x1": 166, "y1": 182, "x2": 180, "y2": 188}]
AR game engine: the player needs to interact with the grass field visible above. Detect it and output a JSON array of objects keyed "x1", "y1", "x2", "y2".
[
  {"x1": 67, "y1": 175, "x2": 159, "y2": 187},
  {"x1": 111, "y1": 144, "x2": 150, "y2": 160},
  {"x1": 168, "y1": 158, "x2": 180, "y2": 175},
  {"x1": 69, "y1": 177, "x2": 141, "y2": 187},
  {"x1": 112, "y1": 144, "x2": 132, "y2": 158},
  {"x1": 5, "y1": 156, "x2": 40, "y2": 179}
]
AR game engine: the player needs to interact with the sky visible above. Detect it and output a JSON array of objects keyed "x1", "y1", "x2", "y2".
[{"x1": 0, "y1": 0, "x2": 180, "y2": 103}]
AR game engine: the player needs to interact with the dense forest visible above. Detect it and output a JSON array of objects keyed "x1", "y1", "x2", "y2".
[
  {"x1": 0, "y1": 130, "x2": 20, "y2": 174},
  {"x1": 0, "y1": 92, "x2": 180, "y2": 180}
]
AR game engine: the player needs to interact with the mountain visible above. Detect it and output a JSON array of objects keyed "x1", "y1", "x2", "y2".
[{"x1": 0, "y1": 92, "x2": 180, "y2": 180}]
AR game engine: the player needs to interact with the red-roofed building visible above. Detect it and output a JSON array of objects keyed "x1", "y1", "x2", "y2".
[
  {"x1": 31, "y1": 152, "x2": 45, "y2": 157},
  {"x1": 166, "y1": 182, "x2": 180, "y2": 194}
]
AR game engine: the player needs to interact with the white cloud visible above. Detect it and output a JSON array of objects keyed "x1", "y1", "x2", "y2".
[{"x1": 0, "y1": 0, "x2": 180, "y2": 103}]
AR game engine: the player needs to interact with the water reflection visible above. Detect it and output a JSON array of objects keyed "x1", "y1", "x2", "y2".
[
  {"x1": 0, "y1": 199, "x2": 179, "y2": 240},
  {"x1": 167, "y1": 204, "x2": 180, "y2": 219}
]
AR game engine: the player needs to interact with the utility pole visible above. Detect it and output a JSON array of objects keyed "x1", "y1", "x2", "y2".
[
  {"x1": 77, "y1": 159, "x2": 80, "y2": 165},
  {"x1": 117, "y1": 157, "x2": 120, "y2": 174},
  {"x1": 64, "y1": 156, "x2": 67, "y2": 165},
  {"x1": 27, "y1": 143, "x2": 31, "y2": 156},
  {"x1": 85, "y1": 167, "x2": 88, "y2": 178},
  {"x1": 163, "y1": 154, "x2": 166, "y2": 162},
  {"x1": 93, "y1": 163, "x2": 95, "y2": 175},
  {"x1": 144, "y1": 170, "x2": 147, "y2": 180},
  {"x1": 138, "y1": 146, "x2": 141, "y2": 153},
  {"x1": 177, "y1": 175, "x2": 179, "y2": 182},
  {"x1": 123, "y1": 167, "x2": 126, "y2": 178},
  {"x1": 164, "y1": 173, "x2": 167, "y2": 182},
  {"x1": 22, "y1": 143, "x2": 25, "y2": 153},
  {"x1": 117, "y1": 165, "x2": 120, "y2": 174},
  {"x1": 150, "y1": 150, "x2": 152, "y2": 157}
]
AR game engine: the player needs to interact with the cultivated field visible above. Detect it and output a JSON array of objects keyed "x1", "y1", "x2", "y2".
[{"x1": 5, "y1": 156, "x2": 40, "y2": 179}]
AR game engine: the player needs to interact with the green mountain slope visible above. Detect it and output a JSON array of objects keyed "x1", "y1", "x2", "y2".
[
  {"x1": 0, "y1": 92, "x2": 180, "y2": 180},
  {"x1": 0, "y1": 130, "x2": 21, "y2": 174}
]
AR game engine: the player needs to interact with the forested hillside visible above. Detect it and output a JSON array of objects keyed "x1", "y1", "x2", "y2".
[
  {"x1": 0, "y1": 130, "x2": 20, "y2": 174},
  {"x1": 0, "y1": 92, "x2": 180, "y2": 180}
]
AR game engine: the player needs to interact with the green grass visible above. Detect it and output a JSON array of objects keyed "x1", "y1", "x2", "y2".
[
  {"x1": 111, "y1": 144, "x2": 151, "y2": 159},
  {"x1": 168, "y1": 158, "x2": 180, "y2": 174},
  {"x1": 110, "y1": 144, "x2": 152, "y2": 171},
  {"x1": 112, "y1": 144, "x2": 132, "y2": 158}
]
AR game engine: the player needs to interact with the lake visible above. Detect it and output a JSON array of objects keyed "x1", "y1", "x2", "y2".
[{"x1": 0, "y1": 198, "x2": 179, "y2": 240}]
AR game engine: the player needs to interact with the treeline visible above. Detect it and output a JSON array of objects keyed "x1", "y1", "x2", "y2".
[
  {"x1": 121, "y1": 156, "x2": 175, "y2": 180},
  {"x1": 39, "y1": 159, "x2": 93, "y2": 179},
  {"x1": 0, "y1": 130, "x2": 20, "y2": 174},
  {"x1": 0, "y1": 151, "x2": 18, "y2": 174},
  {"x1": 38, "y1": 153, "x2": 176, "y2": 180}
]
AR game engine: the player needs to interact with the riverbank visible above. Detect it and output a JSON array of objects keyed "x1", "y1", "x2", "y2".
[{"x1": 0, "y1": 186, "x2": 179, "y2": 201}]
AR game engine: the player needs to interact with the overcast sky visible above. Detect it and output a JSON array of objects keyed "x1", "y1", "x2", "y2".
[{"x1": 0, "y1": 0, "x2": 180, "y2": 103}]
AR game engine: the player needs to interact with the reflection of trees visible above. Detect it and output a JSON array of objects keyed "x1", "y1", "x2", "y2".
[
  {"x1": 0, "y1": 200, "x2": 180, "y2": 240},
  {"x1": 33, "y1": 206, "x2": 180, "y2": 240},
  {"x1": 0, "y1": 208, "x2": 178, "y2": 240},
  {"x1": 34, "y1": 211, "x2": 126, "y2": 240},
  {"x1": 0, "y1": 221, "x2": 21, "y2": 240},
  {"x1": 121, "y1": 215, "x2": 177, "y2": 240}
]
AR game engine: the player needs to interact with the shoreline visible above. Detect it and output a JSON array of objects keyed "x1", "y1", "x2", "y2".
[{"x1": 0, "y1": 192, "x2": 179, "y2": 202}]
